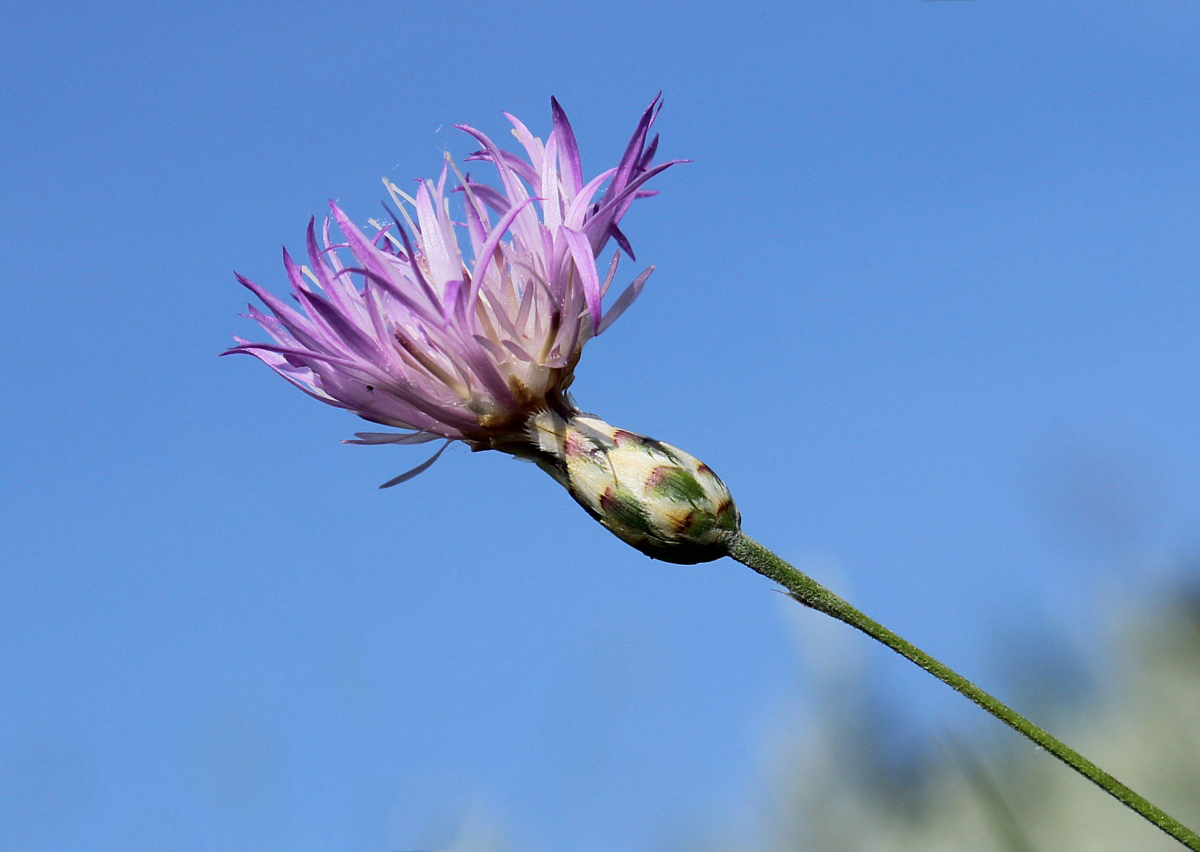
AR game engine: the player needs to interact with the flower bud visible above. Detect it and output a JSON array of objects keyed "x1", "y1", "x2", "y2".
[{"x1": 527, "y1": 411, "x2": 740, "y2": 563}]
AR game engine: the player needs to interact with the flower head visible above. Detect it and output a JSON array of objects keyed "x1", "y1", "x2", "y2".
[{"x1": 225, "y1": 97, "x2": 678, "y2": 482}]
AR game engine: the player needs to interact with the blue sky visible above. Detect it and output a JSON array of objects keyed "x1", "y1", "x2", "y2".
[{"x1": 2, "y1": 1, "x2": 1199, "y2": 849}]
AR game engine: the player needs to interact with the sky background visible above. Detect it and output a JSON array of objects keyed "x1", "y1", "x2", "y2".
[{"x1": 2, "y1": 1, "x2": 1199, "y2": 850}]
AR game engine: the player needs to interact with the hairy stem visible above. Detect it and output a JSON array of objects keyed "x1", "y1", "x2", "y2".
[{"x1": 727, "y1": 532, "x2": 1200, "y2": 850}]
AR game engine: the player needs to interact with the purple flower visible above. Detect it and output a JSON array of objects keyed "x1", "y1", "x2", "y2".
[{"x1": 226, "y1": 97, "x2": 680, "y2": 485}]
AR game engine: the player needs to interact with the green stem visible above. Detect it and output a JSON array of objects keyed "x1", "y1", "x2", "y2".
[{"x1": 727, "y1": 532, "x2": 1200, "y2": 851}]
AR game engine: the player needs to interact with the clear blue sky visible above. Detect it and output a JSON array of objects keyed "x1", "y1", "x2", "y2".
[{"x1": 2, "y1": 2, "x2": 1198, "y2": 850}]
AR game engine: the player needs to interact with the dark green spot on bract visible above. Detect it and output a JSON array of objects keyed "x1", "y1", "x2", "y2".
[
  {"x1": 677, "y1": 509, "x2": 716, "y2": 538},
  {"x1": 600, "y1": 487, "x2": 656, "y2": 537},
  {"x1": 646, "y1": 466, "x2": 707, "y2": 505},
  {"x1": 640, "y1": 436, "x2": 682, "y2": 463},
  {"x1": 715, "y1": 499, "x2": 740, "y2": 531},
  {"x1": 613, "y1": 430, "x2": 681, "y2": 461}
]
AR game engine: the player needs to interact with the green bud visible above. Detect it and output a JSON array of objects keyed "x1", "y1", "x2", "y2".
[{"x1": 526, "y1": 411, "x2": 741, "y2": 563}]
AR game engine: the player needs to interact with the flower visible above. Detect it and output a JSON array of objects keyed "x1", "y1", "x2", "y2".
[
  {"x1": 227, "y1": 96, "x2": 742, "y2": 561},
  {"x1": 225, "y1": 96, "x2": 678, "y2": 484}
]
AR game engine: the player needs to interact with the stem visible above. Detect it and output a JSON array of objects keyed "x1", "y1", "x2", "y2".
[{"x1": 727, "y1": 532, "x2": 1200, "y2": 851}]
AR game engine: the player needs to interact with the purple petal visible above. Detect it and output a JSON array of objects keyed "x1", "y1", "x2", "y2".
[
  {"x1": 562, "y1": 228, "x2": 602, "y2": 333},
  {"x1": 344, "y1": 431, "x2": 441, "y2": 445},
  {"x1": 467, "y1": 196, "x2": 539, "y2": 307},
  {"x1": 378, "y1": 440, "x2": 451, "y2": 488},
  {"x1": 550, "y1": 97, "x2": 584, "y2": 198},
  {"x1": 598, "y1": 266, "x2": 654, "y2": 334}
]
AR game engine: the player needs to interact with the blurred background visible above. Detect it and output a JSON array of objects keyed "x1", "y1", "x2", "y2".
[{"x1": 2, "y1": 1, "x2": 1198, "y2": 849}]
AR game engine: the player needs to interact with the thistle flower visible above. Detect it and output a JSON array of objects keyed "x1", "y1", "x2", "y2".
[
  {"x1": 226, "y1": 96, "x2": 740, "y2": 560},
  {"x1": 221, "y1": 103, "x2": 1200, "y2": 839}
]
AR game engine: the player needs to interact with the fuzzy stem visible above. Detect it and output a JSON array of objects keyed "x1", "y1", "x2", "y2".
[{"x1": 727, "y1": 532, "x2": 1200, "y2": 850}]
